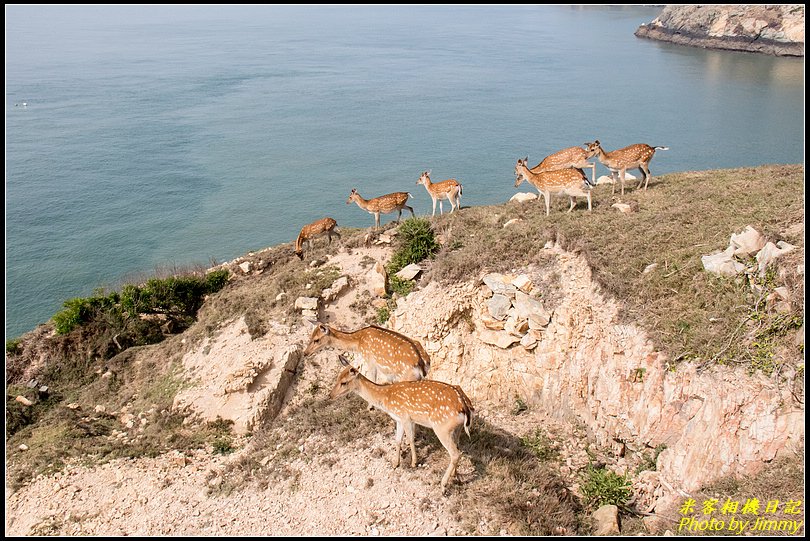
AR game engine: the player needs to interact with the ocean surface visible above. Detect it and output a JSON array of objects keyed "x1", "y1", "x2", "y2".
[{"x1": 5, "y1": 5, "x2": 805, "y2": 338}]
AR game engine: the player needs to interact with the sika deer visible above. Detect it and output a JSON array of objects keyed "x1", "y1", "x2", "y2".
[
  {"x1": 514, "y1": 157, "x2": 592, "y2": 216},
  {"x1": 530, "y1": 143, "x2": 598, "y2": 185},
  {"x1": 304, "y1": 322, "x2": 430, "y2": 383},
  {"x1": 293, "y1": 217, "x2": 340, "y2": 260},
  {"x1": 331, "y1": 354, "x2": 474, "y2": 489},
  {"x1": 586, "y1": 140, "x2": 669, "y2": 195},
  {"x1": 416, "y1": 170, "x2": 463, "y2": 216},
  {"x1": 346, "y1": 188, "x2": 414, "y2": 229}
]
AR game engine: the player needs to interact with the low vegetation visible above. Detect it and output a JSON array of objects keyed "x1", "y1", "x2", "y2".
[
  {"x1": 426, "y1": 164, "x2": 804, "y2": 377},
  {"x1": 4, "y1": 165, "x2": 804, "y2": 534}
]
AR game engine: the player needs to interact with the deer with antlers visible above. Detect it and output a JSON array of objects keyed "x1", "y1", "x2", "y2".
[
  {"x1": 304, "y1": 322, "x2": 430, "y2": 383},
  {"x1": 346, "y1": 188, "x2": 414, "y2": 229},
  {"x1": 586, "y1": 140, "x2": 669, "y2": 195},
  {"x1": 514, "y1": 157, "x2": 592, "y2": 216},
  {"x1": 293, "y1": 217, "x2": 340, "y2": 260},
  {"x1": 530, "y1": 143, "x2": 598, "y2": 185},
  {"x1": 331, "y1": 354, "x2": 474, "y2": 489},
  {"x1": 416, "y1": 170, "x2": 463, "y2": 216}
]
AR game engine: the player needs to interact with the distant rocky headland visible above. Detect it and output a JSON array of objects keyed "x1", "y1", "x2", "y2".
[{"x1": 635, "y1": 5, "x2": 805, "y2": 57}]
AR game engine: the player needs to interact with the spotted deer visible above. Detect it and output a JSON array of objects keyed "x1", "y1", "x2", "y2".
[
  {"x1": 416, "y1": 170, "x2": 463, "y2": 216},
  {"x1": 304, "y1": 322, "x2": 430, "y2": 383},
  {"x1": 346, "y1": 188, "x2": 414, "y2": 229},
  {"x1": 293, "y1": 217, "x2": 340, "y2": 260},
  {"x1": 586, "y1": 140, "x2": 669, "y2": 195},
  {"x1": 514, "y1": 157, "x2": 592, "y2": 216},
  {"x1": 530, "y1": 143, "x2": 598, "y2": 185},
  {"x1": 331, "y1": 354, "x2": 474, "y2": 489}
]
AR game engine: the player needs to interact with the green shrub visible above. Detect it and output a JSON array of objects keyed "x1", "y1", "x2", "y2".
[
  {"x1": 52, "y1": 291, "x2": 119, "y2": 335},
  {"x1": 580, "y1": 463, "x2": 631, "y2": 510},
  {"x1": 387, "y1": 217, "x2": 439, "y2": 274},
  {"x1": 6, "y1": 338, "x2": 22, "y2": 355},
  {"x1": 388, "y1": 275, "x2": 414, "y2": 297}
]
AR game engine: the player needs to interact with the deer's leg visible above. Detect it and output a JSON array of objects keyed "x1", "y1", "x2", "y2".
[
  {"x1": 587, "y1": 190, "x2": 592, "y2": 211},
  {"x1": 567, "y1": 196, "x2": 575, "y2": 213},
  {"x1": 439, "y1": 199, "x2": 444, "y2": 215},
  {"x1": 542, "y1": 191, "x2": 550, "y2": 216},
  {"x1": 404, "y1": 421, "x2": 417, "y2": 468},
  {"x1": 432, "y1": 198, "x2": 437, "y2": 216},
  {"x1": 435, "y1": 427, "x2": 462, "y2": 489},
  {"x1": 610, "y1": 170, "x2": 617, "y2": 195},
  {"x1": 620, "y1": 168, "x2": 627, "y2": 195},
  {"x1": 374, "y1": 213, "x2": 380, "y2": 229},
  {"x1": 590, "y1": 163, "x2": 596, "y2": 185},
  {"x1": 407, "y1": 205, "x2": 414, "y2": 218},
  {"x1": 393, "y1": 420, "x2": 405, "y2": 468},
  {"x1": 639, "y1": 164, "x2": 651, "y2": 190}
]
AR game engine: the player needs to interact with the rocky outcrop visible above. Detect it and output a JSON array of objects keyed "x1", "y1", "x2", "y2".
[
  {"x1": 635, "y1": 5, "x2": 805, "y2": 57},
  {"x1": 389, "y1": 242, "x2": 804, "y2": 511}
]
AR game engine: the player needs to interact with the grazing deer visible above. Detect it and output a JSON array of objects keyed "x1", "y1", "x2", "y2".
[
  {"x1": 530, "y1": 143, "x2": 598, "y2": 185},
  {"x1": 294, "y1": 217, "x2": 340, "y2": 260},
  {"x1": 304, "y1": 322, "x2": 430, "y2": 383},
  {"x1": 586, "y1": 140, "x2": 669, "y2": 195},
  {"x1": 331, "y1": 354, "x2": 474, "y2": 489},
  {"x1": 514, "y1": 158, "x2": 592, "y2": 216},
  {"x1": 416, "y1": 170, "x2": 463, "y2": 216},
  {"x1": 346, "y1": 188, "x2": 414, "y2": 229}
]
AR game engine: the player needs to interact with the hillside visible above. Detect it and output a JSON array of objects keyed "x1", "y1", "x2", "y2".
[
  {"x1": 635, "y1": 5, "x2": 805, "y2": 56},
  {"x1": 5, "y1": 164, "x2": 805, "y2": 536}
]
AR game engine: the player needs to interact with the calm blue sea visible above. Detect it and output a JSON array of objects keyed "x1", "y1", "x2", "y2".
[{"x1": 5, "y1": 5, "x2": 805, "y2": 338}]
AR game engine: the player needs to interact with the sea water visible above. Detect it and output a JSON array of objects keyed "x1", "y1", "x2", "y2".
[{"x1": 5, "y1": 5, "x2": 804, "y2": 338}]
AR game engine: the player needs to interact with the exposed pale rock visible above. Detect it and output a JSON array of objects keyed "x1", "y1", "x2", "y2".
[
  {"x1": 593, "y1": 504, "x2": 619, "y2": 536},
  {"x1": 509, "y1": 192, "x2": 538, "y2": 203},
  {"x1": 486, "y1": 294, "x2": 513, "y2": 321},
  {"x1": 513, "y1": 290, "x2": 548, "y2": 322},
  {"x1": 643, "y1": 263, "x2": 659, "y2": 274},
  {"x1": 369, "y1": 261, "x2": 389, "y2": 297},
  {"x1": 611, "y1": 202, "x2": 634, "y2": 214},
  {"x1": 321, "y1": 276, "x2": 350, "y2": 303},
  {"x1": 503, "y1": 218, "x2": 522, "y2": 228},
  {"x1": 756, "y1": 241, "x2": 796, "y2": 276},
  {"x1": 15, "y1": 395, "x2": 33, "y2": 406},
  {"x1": 520, "y1": 333, "x2": 538, "y2": 350},
  {"x1": 701, "y1": 246, "x2": 745, "y2": 276},
  {"x1": 294, "y1": 297, "x2": 319, "y2": 311},
  {"x1": 482, "y1": 273, "x2": 517, "y2": 297},
  {"x1": 238, "y1": 261, "x2": 251, "y2": 274},
  {"x1": 476, "y1": 329, "x2": 520, "y2": 349},
  {"x1": 480, "y1": 313, "x2": 506, "y2": 331},
  {"x1": 729, "y1": 225, "x2": 766, "y2": 256},
  {"x1": 511, "y1": 274, "x2": 533, "y2": 292},
  {"x1": 395, "y1": 263, "x2": 422, "y2": 281}
]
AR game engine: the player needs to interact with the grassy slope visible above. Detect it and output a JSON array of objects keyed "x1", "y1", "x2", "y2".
[{"x1": 5, "y1": 164, "x2": 805, "y2": 534}]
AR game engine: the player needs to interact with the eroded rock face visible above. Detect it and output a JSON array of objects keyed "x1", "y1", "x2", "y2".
[
  {"x1": 635, "y1": 5, "x2": 805, "y2": 57},
  {"x1": 173, "y1": 317, "x2": 305, "y2": 435},
  {"x1": 389, "y1": 243, "x2": 803, "y2": 506}
]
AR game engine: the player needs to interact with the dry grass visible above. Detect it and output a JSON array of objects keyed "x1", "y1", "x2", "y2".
[{"x1": 425, "y1": 164, "x2": 804, "y2": 377}]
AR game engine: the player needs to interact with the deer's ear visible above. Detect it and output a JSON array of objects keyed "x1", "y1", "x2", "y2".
[
  {"x1": 338, "y1": 354, "x2": 350, "y2": 366},
  {"x1": 318, "y1": 323, "x2": 330, "y2": 335}
]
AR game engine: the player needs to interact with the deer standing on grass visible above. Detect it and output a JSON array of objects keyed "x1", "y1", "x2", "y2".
[
  {"x1": 294, "y1": 217, "x2": 340, "y2": 260},
  {"x1": 530, "y1": 143, "x2": 598, "y2": 186},
  {"x1": 304, "y1": 322, "x2": 430, "y2": 383},
  {"x1": 416, "y1": 171, "x2": 463, "y2": 216},
  {"x1": 346, "y1": 188, "x2": 414, "y2": 229},
  {"x1": 331, "y1": 354, "x2": 474, "y2": 490},
  {"x1": 586, "y1": 140, "x2": 669, "y2": 195},
  {"x1": 514, "y1": 158, "x2": 592, "y2": 216}
]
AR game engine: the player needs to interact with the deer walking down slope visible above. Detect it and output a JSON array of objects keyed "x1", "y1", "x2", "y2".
[
  {"x1": 304, "y1": 322, "x2": 430, "y2": 383},
  {"x1": 330, "y1": 354, "x2": 474, "y2": 489}
]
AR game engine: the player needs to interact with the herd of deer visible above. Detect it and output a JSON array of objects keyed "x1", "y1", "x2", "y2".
[{"x1": 294, "y1": 140, "x2": 668, "y2": 489}]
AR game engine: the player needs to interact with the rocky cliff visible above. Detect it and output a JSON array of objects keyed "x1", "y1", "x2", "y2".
[{"x1": 635, "y1": 5, "x2": 805, "y2": 57}]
